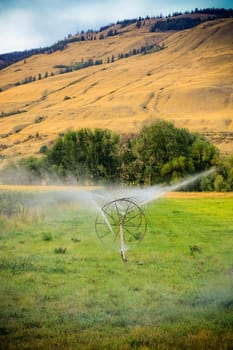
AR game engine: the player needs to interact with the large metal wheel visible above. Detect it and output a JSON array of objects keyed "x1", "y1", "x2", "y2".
[{"x1": 95, "y1": 198, "x2": 147, "y2": 252}]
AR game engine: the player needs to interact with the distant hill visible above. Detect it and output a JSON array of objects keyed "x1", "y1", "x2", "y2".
[
  {"x1": 0, "y1": 7, "x2": 232, "y2": 70},
  {"x1": 0, "y1": 9, "x2": 233, "y2": 160}
]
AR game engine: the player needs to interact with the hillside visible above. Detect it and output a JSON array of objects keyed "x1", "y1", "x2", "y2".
[{"x1": 0, "y1": 16, "x2": 233, "y2": 160}]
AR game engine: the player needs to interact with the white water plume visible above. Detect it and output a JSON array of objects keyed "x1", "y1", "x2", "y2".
[
  {"x1": 96, "y1": 205, "x2": 115, "y2": 235},
  {"x1": 0, "y1": 168, "x2": 214, "y2": 219},
  {"x1": 93, "y1": 168, "x2": 215, "y2": 207},
  {"x1": 29, "y1": 168, "x2": 214, "y2": 210}
]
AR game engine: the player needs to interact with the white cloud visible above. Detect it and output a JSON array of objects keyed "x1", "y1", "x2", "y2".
[
  {"x1": 0, "y1": 9, "x2": 44, "y2": 52},
  {"x1": 0, "y1": 0, "x2": 165, "y2": 52}
]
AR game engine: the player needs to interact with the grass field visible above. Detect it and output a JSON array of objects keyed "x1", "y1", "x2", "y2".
[{"x1": 0, "y1": 189, "x2": 232, "y2": 349}]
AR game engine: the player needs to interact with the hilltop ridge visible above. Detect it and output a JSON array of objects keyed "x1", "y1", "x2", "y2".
[
  {"x1": 0, "y1": 7, "x2": 232, "y2": 69},
  {"x1": 0, "y1": 11, "x2": 233, "y2": 159}
]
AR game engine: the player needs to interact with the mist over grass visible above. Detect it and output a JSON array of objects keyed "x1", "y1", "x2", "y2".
[{"x1": 0, "y1": 168, "x2": 215, "y2": 241}]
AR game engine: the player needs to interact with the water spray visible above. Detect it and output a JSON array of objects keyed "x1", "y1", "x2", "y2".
[{"x1": 94, "y1": 168, "x2": 215, "y2": 262}]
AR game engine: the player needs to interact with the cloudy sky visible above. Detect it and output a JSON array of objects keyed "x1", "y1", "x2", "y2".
[{"x1": 0, "y1": 0, "x2": 232, "y2": 54}]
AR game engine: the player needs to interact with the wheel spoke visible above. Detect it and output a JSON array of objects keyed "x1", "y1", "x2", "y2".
[{"x1": 124, "y1": 226, "x2": 143, "y2": 241}]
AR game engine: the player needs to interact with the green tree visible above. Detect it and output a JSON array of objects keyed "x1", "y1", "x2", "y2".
[
  {"x1": 191, "y1": 136, "x2": 219, "y2": 171},
  {"x1": 46, "y1": 138, "x2": 65, "y2": 167},
  {"x1": 161, "y1": 156, "x2": 195, "y2": 182},
  {"x1": 215, "y1": 155, "x2": 233, "y2": 191},
  {"x1": 46, "y1": 129, "x2": 121, "y2": 183},
  {"x1": 89, "y1": 129, "x2": 120, "y2": 182},
  {"x1": 200, "y1": 155, "x2": 233, "y2": 192},
  {"x1": 133, "y1": 121, "x2": 196, "y2": 184},
  {"x1": 18, "y1": 156, "x2": 47, "y2": 183},
  {"x1": 214, "y1": 174, "x2": 225, "y2": 192},
  {"x1": 119, "y1": 135, "x2": 138, "y2": 184},
  {"x1": 200, "y1": 174, "x2": 215, "y2": 191}
]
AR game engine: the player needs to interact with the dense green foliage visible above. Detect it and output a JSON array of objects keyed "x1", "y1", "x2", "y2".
[
  {"x1": 150, "y1": 8, "x2": 233, "y2": 32},
  {"x1": 46, "y1": 128, "x2": 121, "y2": 182},
  {"x1": 1, "y1": 120, "x2": 232, "y2": 190},
  {"x1": 200, "y1": 155, "x2": 233, "y2": 191},
  {"x1": 0, "y1": 192, "x2": 232, "y2": 349},
  {"x1": 151, "y1": 17, "x2": 202, "y2": 31},
  {"x1": 122, "y1": 121, "x2": 217, "y2": 185}
]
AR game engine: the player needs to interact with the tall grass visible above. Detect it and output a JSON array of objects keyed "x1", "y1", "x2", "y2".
[{"x1": 0, "y1": 190, "x2": 232, "y2": 349}]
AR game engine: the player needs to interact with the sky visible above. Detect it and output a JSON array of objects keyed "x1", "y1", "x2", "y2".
[{"x1": 0, "y1": 0, "x2": 232, "y2": 54}]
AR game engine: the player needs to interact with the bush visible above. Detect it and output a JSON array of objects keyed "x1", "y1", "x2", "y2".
[
  {"x1": 54, "y1": 247, "x2": 67, "y2": 254},
  {"x1": 39, "y1": 145, "x2": 48, "y2": 154},
  {"x1": 42, "y1": 232, "x2": 53, "y2": 241}
]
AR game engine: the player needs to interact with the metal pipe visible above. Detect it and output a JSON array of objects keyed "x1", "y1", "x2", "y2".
[{"x1": 119, "y1": 219, "x2": 127, "y2": 262}]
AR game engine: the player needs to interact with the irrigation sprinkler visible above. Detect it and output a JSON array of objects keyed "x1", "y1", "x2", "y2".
[{"x1": 95, "y1": 197, "x2": 147, "y2": 262}]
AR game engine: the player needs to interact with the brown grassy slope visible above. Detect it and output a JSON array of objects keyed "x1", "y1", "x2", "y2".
[
  {"x1": 0, "y1": 19, "x2": 167, "y2": 89},
  {"x1": 0, "y1": 18, "x2": 232, "y2": 159}
]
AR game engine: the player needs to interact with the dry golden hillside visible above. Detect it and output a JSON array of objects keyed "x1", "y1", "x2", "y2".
[{"x1": 0, "y1": 17, "x2": 233, "y2": 160}]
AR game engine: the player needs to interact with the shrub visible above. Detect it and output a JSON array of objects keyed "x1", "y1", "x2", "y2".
[
  {"x1": 54, "y1": 247, "x2": 67, "y2": 254},
  {"x1": 42, "y1": 232, "x2": 53, "y2": 241},
  {"x1": 39, "y1": 145, "x2": 48, "y2": 154}
]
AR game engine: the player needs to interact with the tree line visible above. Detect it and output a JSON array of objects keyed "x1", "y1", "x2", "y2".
[
  {"x1": 1, "y1": 121, "x2": 232, "y2": 190},
  {"x1": 150, "y1": 17, "x2": 203, "y2": 32},
  {"x1": 150, "y1": 8, "x2": 233, "y2": 32},
  {"x1": 14, "y1": 71, "x2": 54, "y2": 87},
  {"x1": 1, "y1": 43, "x2": 164, "y2": 92},
  {"x1": 0, "y1": 41, "x2": 68, "y2": 71},
  {"x1": 56, "y1": 44, "x2": 164, "y2": 74}
]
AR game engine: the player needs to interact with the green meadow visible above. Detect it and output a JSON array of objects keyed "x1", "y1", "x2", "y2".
[{"x1": 0, "y1": 190, "x2": 232, "y2": 349}]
